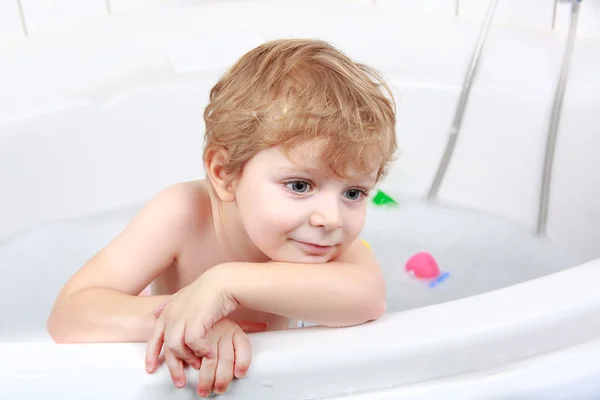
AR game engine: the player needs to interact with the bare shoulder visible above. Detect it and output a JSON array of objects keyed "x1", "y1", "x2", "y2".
[
  {"x1": 156, "y1": 180, "x2": 210, "y2": 209},
  {"x1": 333, "y1": 238, "x2": 380, "y2": 270},
  {"x1": 130, "y1": 180, "x2": 213, "y2": 245},
  {"x1": 153, "y1": 180, "x2": 212, "y2": 225},
  {"x1": 56, "y1": 180, "x2": 214, "y2": 297}
]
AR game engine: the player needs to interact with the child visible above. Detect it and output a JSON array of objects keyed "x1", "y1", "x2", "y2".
[{"x1": 47, "y1": 38, "x2": 397, "y2": 397}]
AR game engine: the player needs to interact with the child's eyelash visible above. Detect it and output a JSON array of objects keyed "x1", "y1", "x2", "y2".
[
  {"x1": 283, "y1": 180, "x2": 313, "y2": 193},
  {"x1": 344, "y1": 188, "x2": 370, "y2": 200},
  {"x1": 282, "y1": 180, "x2": 371, "y2": 198},
  {"x1": 347, "y1": 186, "x2": 370, "y2": 194}
]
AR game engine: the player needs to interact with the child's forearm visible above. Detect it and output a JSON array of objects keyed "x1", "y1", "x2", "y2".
[
  {"x1": 220, "y1": 261, "x2": 386, "y2": 327},
  {"x1": 47, "y1": 288, "x2": 169, "y2": 343}
]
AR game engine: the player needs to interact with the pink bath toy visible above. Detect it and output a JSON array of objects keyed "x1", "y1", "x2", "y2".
[
  {"x1": 405, "y1": 252, "x2": 450, "y2": 287},
  {"x1": 405, "y1": 252, "x2": 440, "y2": 279}
]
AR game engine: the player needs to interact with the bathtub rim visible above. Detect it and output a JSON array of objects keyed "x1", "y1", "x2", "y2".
[{"x1": 2, "y1": 257, "x2": 600, "y2": 399}]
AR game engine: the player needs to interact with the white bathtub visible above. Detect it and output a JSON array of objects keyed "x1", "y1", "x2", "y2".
[{"x1": 2, "y1": 1, "x2": 600, "y2": 398}]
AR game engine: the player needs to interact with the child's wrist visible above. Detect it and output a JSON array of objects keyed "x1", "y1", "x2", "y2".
[
  {"x1": 212, "y1": 262, "x2": 245, "y2": 300},
  {"x1": 207, "y1": 262, "x2": 236, "y2": 292}
]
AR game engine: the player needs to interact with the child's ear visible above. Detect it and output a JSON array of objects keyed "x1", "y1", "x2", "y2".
[{"x1": 205, "y1": 147, "x2": 236, "y2": 202}]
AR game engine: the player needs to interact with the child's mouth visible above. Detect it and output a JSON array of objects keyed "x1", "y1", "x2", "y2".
[{"x1": 292, "y1": 240, "x2": 334, "y2": 256}]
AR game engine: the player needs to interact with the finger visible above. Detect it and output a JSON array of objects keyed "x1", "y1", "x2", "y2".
[
  {"x1": 178, "y1": 343, "x2": 202, "y2": 370},
  {"x1": 168, "y1": 326, "x2": 201, "y2": 370},
  {"x1": 145, "y1": 318, "x2": 165, "y2": 373},
  {"x1": 185, "y1": 323, "x2": 214, "y2": 360},
  {"x1": 165, "y1": 349, "x2": 186, "y2": 389},
  {"x1": 197, "y1": 344, "x2": 219, "y2": 398},
  {"x1": 232, "y1": 330, "x2": 252, "y2": 379},
  {"x1": 165, "y1": 325, "x2": 202, "y2": 371},
  {"x1": 236, "y1": 320, "x2": 268, "y2": 334},
  {"x1": 213, "y1": 335, "x2": 235, "y2": 394}
]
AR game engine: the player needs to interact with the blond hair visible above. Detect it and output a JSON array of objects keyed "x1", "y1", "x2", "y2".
[{"x1": 203, "y1": 38, "x2": 397, "y2": 184}]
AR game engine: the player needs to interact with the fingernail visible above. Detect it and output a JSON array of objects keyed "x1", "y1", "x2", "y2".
[
  {"x1": 198, "y1": 390, "x2": 209, "y2": 397},
  {"x1": 145, "y1": 362, "x2": 152, "y2": 373},
  {"x1": 174, "y1": 378, "x2": 184, "y2": 388},
  {"x1": 235, "y1": 369, "x2": 246, "y2": 378}
]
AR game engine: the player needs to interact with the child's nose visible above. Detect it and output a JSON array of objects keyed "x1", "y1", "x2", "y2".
[{"x1": 309, "y1": 201, "x2": 342, "y2": 231}]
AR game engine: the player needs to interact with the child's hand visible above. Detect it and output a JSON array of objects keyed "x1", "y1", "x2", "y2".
[
  {"x1": 145, "y1": 271, "x2": 235, "y2": 375},
  {"x1": 194, "y1": 318, "x2": 262, "y2": 397},
  {"x1": 147, "y1": 311, "x2": 266, "y2": 394},
  {"x1": 145, "y1": 270, "x2": 251, "y2": 386}
]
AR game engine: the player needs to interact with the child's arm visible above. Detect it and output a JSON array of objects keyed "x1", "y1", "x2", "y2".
[
  {"x1": 225, "y1": 238, "x2": 387, "y2": 327},
  {"x1": 146, "y1": 239, "x2": 385, "y2": 370},
  {"x1": 47, "y1": 184, "x2": 206, "y2": 343}
]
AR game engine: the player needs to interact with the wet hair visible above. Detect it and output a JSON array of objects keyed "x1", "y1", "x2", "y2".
[{"x1": 203, "y1": 38, "x2": 397, "y2": 184}]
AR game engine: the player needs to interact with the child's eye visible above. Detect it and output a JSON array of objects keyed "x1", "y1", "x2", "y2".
[
  {"x1": 285, "y1": 180, "x2": 312, "y2": 193},
  {"x1": 344, "y1": 188, "x2": 366, "y2": 201}
]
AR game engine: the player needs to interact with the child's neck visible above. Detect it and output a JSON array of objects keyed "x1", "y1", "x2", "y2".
[{"x1": 209, "y1": 191, "x2": 270, "y2": 264}]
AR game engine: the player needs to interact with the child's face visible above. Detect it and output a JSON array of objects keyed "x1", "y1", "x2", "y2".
[{"x1": 232, "y1": 141, "x2": 378, "y2": 264}]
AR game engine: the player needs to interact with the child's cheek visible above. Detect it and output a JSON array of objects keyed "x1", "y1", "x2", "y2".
[{"x1": 344, "y1": 208, "x2": 367, "y2": 239}]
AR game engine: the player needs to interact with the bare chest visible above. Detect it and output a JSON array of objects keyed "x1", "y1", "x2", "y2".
[{"x1": 153, "y1": 233, "x2": 293, "y2": 331}]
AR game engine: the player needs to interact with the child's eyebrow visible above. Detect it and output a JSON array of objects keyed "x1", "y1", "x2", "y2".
[
  {"x1": 277, "y1": 166, "x2": 321, "y2": 174},
  {"x1": 278, "y1": 166, "x2": 377, "y2": 185}
]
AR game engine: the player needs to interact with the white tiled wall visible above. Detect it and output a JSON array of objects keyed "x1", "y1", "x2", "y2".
[
  {"x1": 375, "y1": 0, "x2": 457, "y2": 17},
  {"x1": 0, "y1": 0, "x2": 24, "y2": 43},
  {"x1": 108, "y1": 0, "x2": 162, "y2": 14},
  {"x1": 2, "y1": 0, "x2": 599, "y2": 43},
  {"x1": 432, "y1": 22, "x2": 563, "y2": 232},
  {"x1": 458, "y1": 0, "x2": 555, "y2": 31},
  {"x1": 546, "y1": 34, "x2": 600, "y2": 261},
  {"x1": 555, "y1": 0, "x2": 600, "y2": 37},
  {"x1": 19, "y1": 0, "x2": 107, "y2": 36}
]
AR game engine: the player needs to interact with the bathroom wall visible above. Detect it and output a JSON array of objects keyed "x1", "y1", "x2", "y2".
[
  {"x1": 0, "y1": 0, "x2": 599, "y2": 261},
  {"x1": 3, "y1": 0, "x2": 600, "y2": 45},
  {"x1": 0, "y1": 0, "x2": 163, "y2": 42}
]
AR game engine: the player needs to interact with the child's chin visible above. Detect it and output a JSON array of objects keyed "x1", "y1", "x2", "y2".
[{"x1": 269, "y1": 251, "x2": 333, "y2": 264}]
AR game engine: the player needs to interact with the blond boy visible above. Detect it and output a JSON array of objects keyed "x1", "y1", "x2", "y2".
[{"x1": 48, "y1": 39, "x2": 396, "y2": 397}]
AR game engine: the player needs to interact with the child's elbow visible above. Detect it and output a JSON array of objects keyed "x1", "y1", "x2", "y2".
[
  {"x1": 368, "y1": 298, "x2": 387, "y2": 320},
  {"x1": 47, "y1": 314, "x2": 69, "y2": 343},
  {"x1": 364, "y1": 292, "x2": 386, "y2": 321},
  {"x1": 359, "y1": 276, "x2": 387, "y2": 322},
  {"x1": 47, "y1": 300, "x2": 83, "y2": 343},
  {"x1": 47, "y1": 307, "x2": 79, "y2": 343}
]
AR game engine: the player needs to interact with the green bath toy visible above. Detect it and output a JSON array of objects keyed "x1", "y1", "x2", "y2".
[{"x1": 372, "y1": 190, "x2": 398, "y2": 206}]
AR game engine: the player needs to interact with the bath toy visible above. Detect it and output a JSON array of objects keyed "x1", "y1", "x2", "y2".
[
  {"x1": 405, "y1": 252, "x2": 449, "y2": 287},
  {"x1": 427, "y1": 271, "x2": 450, "y2": 288},
  {"x1": 372, "y1": 190, "x2": 398, "y2": 206},
  {"x1": 406, "y1": 252, "x2": 439, "y2": 278}
]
